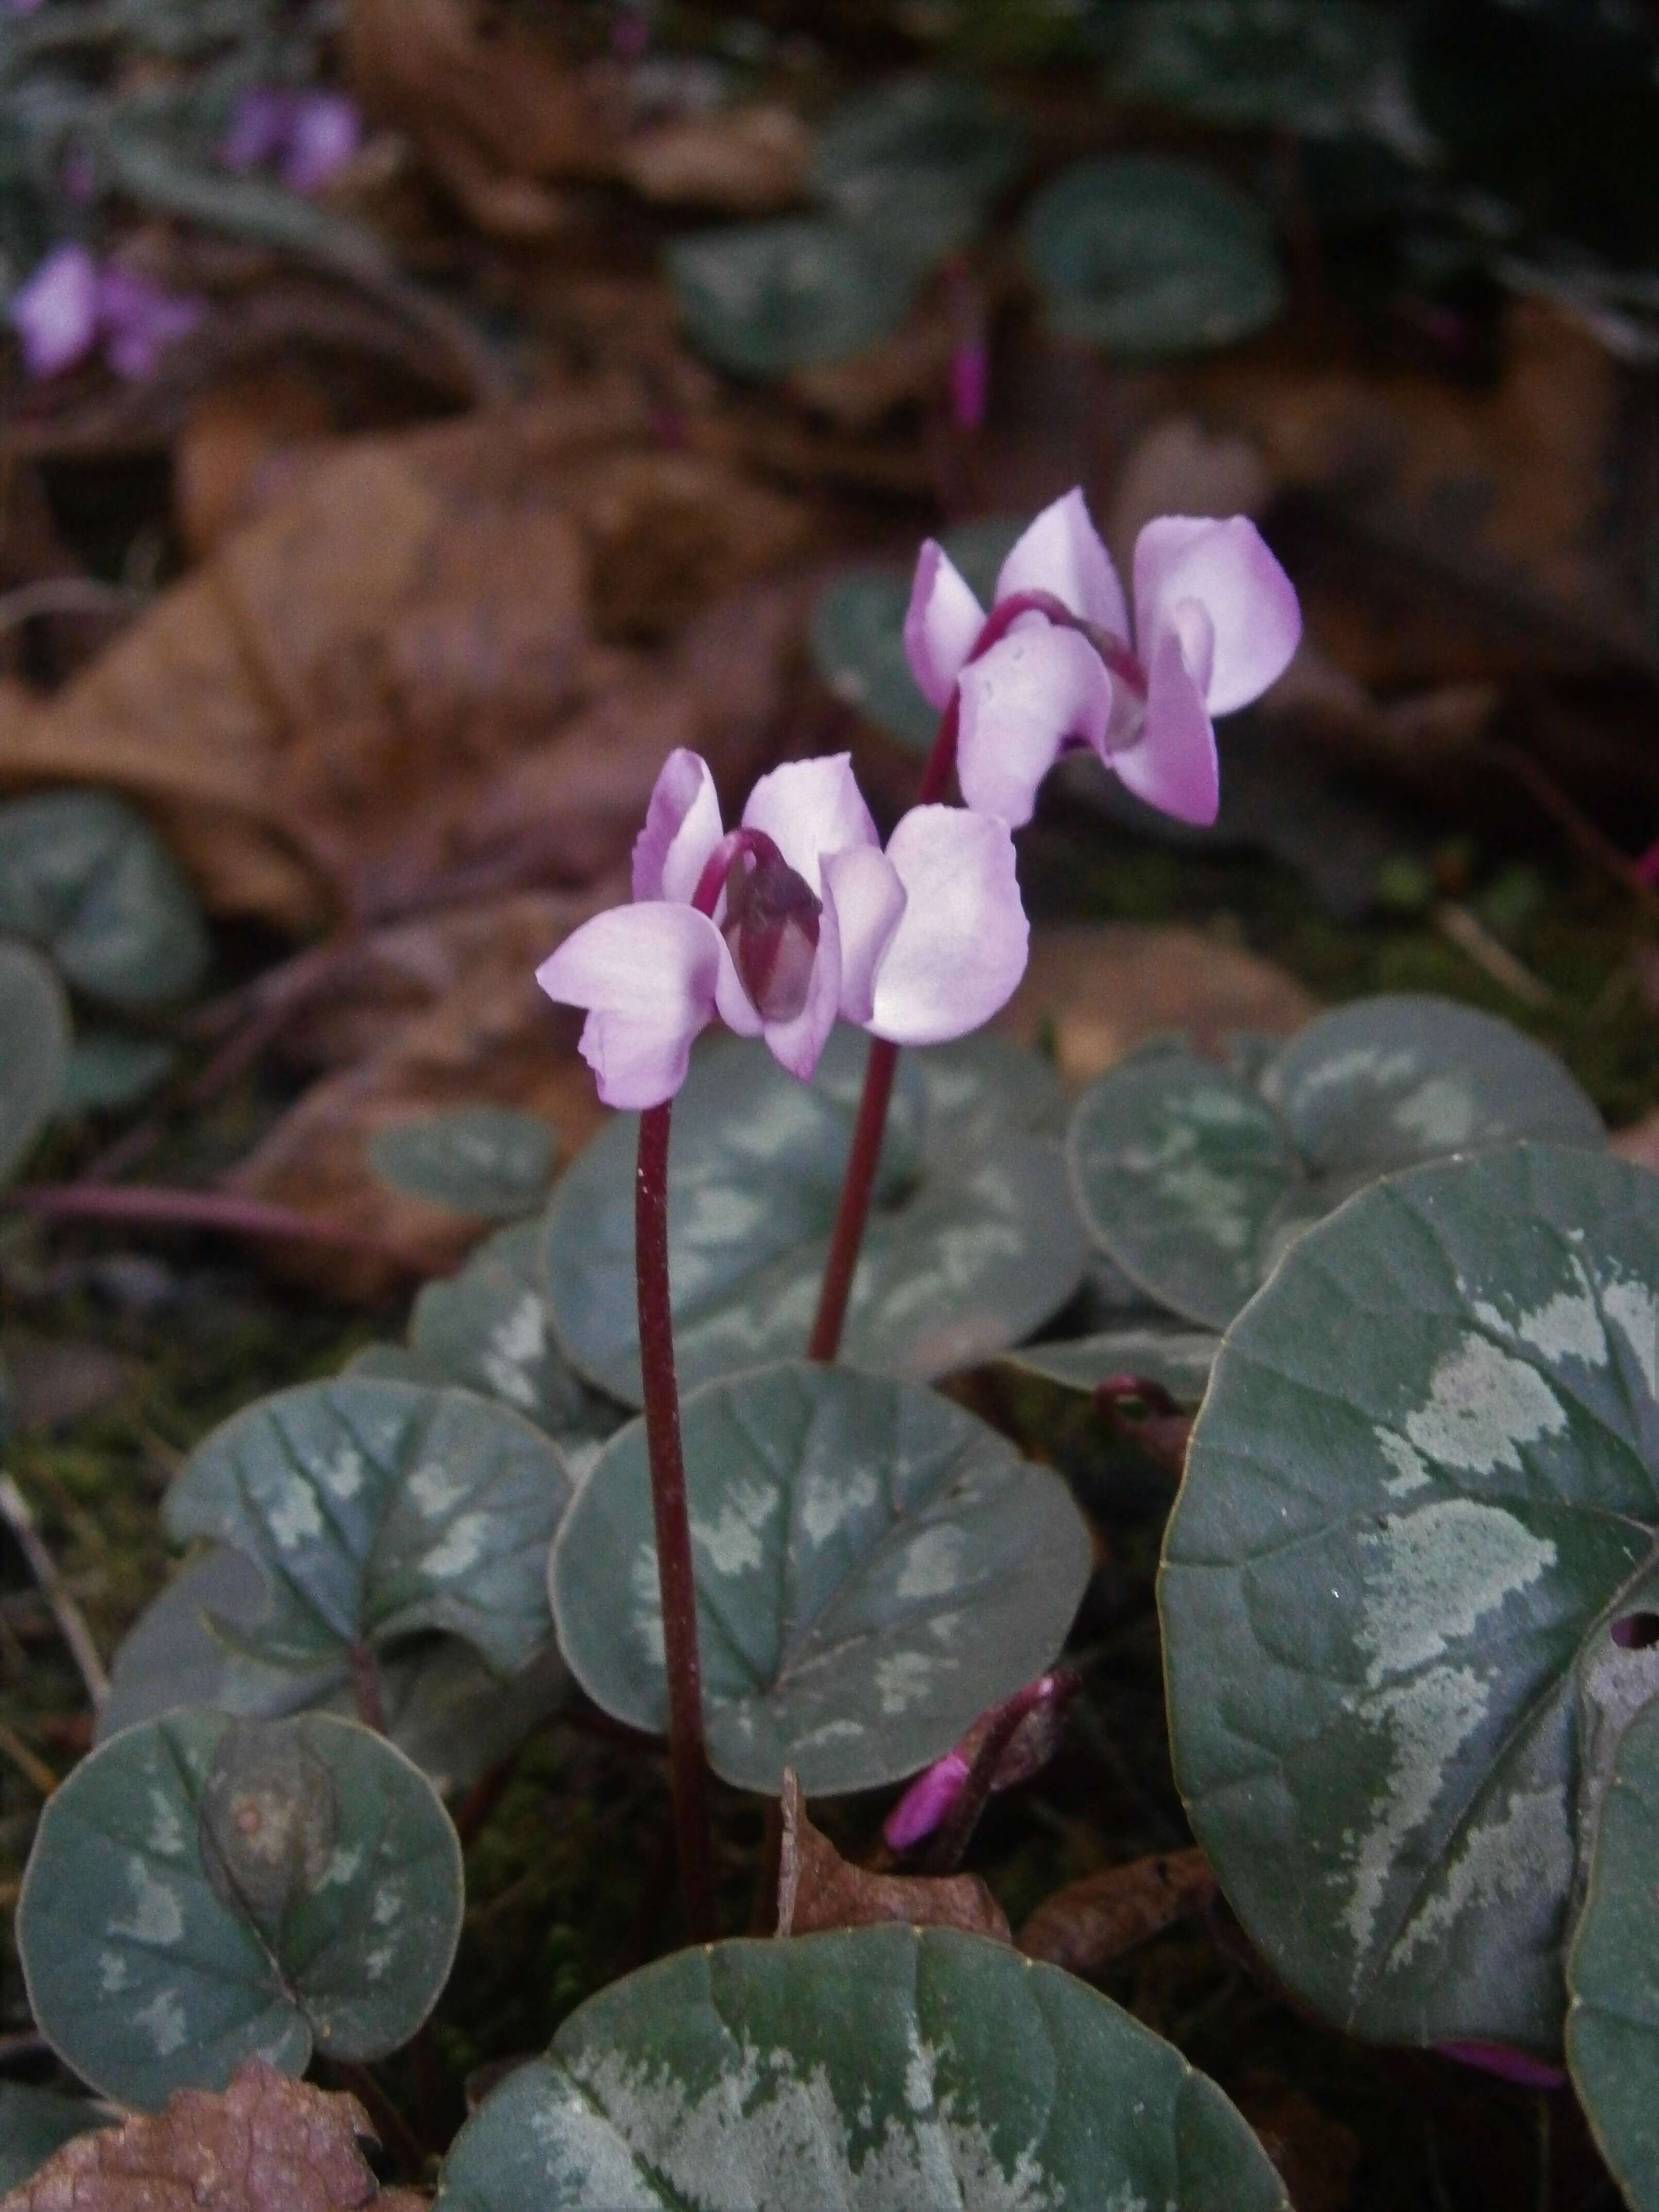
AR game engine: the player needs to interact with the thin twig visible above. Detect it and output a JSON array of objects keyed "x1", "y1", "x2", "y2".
[
  {"x1": 0, "y1": 1472, "x2": 109, "y2": 1709},
  {"x1": 1435, "y1": 903, "x2": 1556, "y2": 1007},
  {"x1": 0, "y1": 1720, "x2": 59, "y2": 1797}
]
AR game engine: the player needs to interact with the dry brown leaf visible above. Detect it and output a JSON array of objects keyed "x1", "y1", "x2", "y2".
[
  {"x1": 1104, "y1": 417, "x2": 1271, "y2": 582},
  {"x1": 620, "y1": 105, "x2": 812, "y2": 213},
  {"x1": 0, "y1": 2057, "x2": 426, "y2": 2212},
  {"x1": 1230, "y1": 2075, "x2": 1361, "y2": 2212},
  {"x1": 175, "y1": 366, "x2": 338, "y2": 559},
  {"x1": 1016, "y1": 1847, "x2": 1215, "y2": 1977},
  {"x1": 777, "y1": 1771, "x2": 1011, "y2": 1943},
  {"x1": 997, "y1": 924, "x2": 1317, "y2": 1084}
]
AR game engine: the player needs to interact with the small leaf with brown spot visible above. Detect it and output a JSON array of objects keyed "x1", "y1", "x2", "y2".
[{"x1": 776, "y1": 1771, "x2": 1010, "y2": 1942}]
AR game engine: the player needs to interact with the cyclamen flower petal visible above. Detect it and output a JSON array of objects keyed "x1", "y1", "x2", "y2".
[
  {"x1": 9, "y1": 245, "x2": 99, "y2": 379},
  {"x1": 1134, "y1": 515, "x2": 1300, "y2": 717},
  {"x1": 96, "y1": 268, "x2": 204, "y2": 381},
  {"x1": 281, "y1": 93, "x2": 361, "y2": 193},
  {"x1": 1114, "y1": 629, "x2": 1218, "y2": 826},
  {"x1": 955, "y1": 622, "x2": 1112, "y2": 828},
  {"x1": 741, "y1": 754, "x2": 879, "y2": 885},
  {"x1": 538, "y1": 901, "x2": 722, "y2": 1109},
  {"x1": 222, "y1": 90, "x2": 291, "y2": 172},
  {"x1": 994, "y1": 485, "x2": 1128, "y2": 636},
  {"x1": 632, "y1": 747, "x2": 723, "y2": 902},
  {"x1": 865, "y1": 807, "x2": 1027, "y2": 1046},
  {"x1": 904, "y1": 541, "x2": 985, "y2": 711},
  {"x1": 823, "y1": 845, "x2": 906, "y2": 1027}
]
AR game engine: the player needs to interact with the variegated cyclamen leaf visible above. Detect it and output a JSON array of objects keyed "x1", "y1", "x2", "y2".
[
  {"x1": 550, "y1": 1361, "x2": 1092, "y2": 1795},
  {"x1": 1162, "y1": 1143, "x2": 1659, "y2": 2054},
  {"x1": 1105, "y1": 0, "x2": 1410, "y2": 140},
  {"x1": 1069, "y1": 995, "x2": 1604, "y2": 1329},
  {"x1": 160, "y1": 1380, "x2": 573, "y2": 1679},
  {"x1": 0, "y1": 940, "x2": 70, "y2": 1189},
  {"x1": 17, "y1": 1711, "x2": 462, "y2": 2110},
  {"x1": 1567, "y1": 1694, "x2": 1659, "y2": 2209},
  {"x1": 1005, "y1": 1323, "x2": 1222, "y2": 1404},
  {"x1": 368, "y1": 1108, "x2": 556, "y2": 1219},
  {"x1": 546, "y1": 1030, "x2": 1086, "y2": 1406},
  {"x1": 667, "y1": 219, "x2": 919, "y2": 377},
  {"x1": 99, "y1": 1546, "x2": 570, "y2": 1796},
  {"x1": 435, "y1": 1925, "x2": 1289, "y2": 2212}
]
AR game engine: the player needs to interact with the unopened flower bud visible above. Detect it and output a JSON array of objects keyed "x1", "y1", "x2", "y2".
[{"x1": 721, "y1": 844, "x2": 821, "y2": 1023}]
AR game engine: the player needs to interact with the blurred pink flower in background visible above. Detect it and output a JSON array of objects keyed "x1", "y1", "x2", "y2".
[
  {"x1": 905, "y1": 486, "x2": 1301, "y2": 829},
  {"x1": 538, "y1": 750, "x2": 1029, "y2": 1108},
  {"x1": 6, "y1": 246, "x2": 204, "y2": 381},
  {"x1": 222, "y1": 88, "x2": 361, "y2": 193}
]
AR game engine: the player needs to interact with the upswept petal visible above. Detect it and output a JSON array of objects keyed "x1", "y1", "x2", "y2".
[
  {"x1": 1113, "y1": 630, "x2": 1219, "y2": 826},
  {"x1": 955, "y1": 623, "x2": 1113, "y2": 828},
  {"x1": 1133, "y1": 515, "x2": 1300, "y2": 716},
  {"x1": 824, "y1": 844, "x2": 907, "y2": 1026},
  {"x1": 536, "y1": 902, "x2": 723, "y2": 1105},
  {"x1": 995, "y1": 487, "x2": 1128, "y2": 635},
  {"x1": 867, "y1": 807, "x2": 1028, "y2": 1045},
  {"x1": 631, "y1": 748, "x2": 724, "y2": 902},
  {"x1": 741, "y1": 754, "x2": 878, "y2": 891},
  {"x1": 761, "y1": 873, "x2": 842, "y2": 1082},
  {"x1": 903, "y1": 540, "x2": 985, "y2": 710}
]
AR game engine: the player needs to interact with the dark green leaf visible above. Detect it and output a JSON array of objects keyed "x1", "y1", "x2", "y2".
[
  {"x1": 160, "y1": 1379, "x2": 573, "y2": 1678},
  {"x1": 812, "y1": 76, "x2": 1025, "y2": 264},
  {"x1": 368, "y1": 1108, "x2": 556, "y2": 1218},
  {"x1": 666, "y1": 218, "x2": 920, "y2": 377},
  {"x1": 1107, "y1": 0, "x2": 1416, "y2": 142},
  {"x1": 1567, "y1": 1695, "x2": 1659, "y2": 2208},
  {"x1": 546, "y1": 1031, "x2": 1086, "y2": 1405},
  {"x1": 18, "y1": 1710, "x2": 463, "y2": 2108},
  {"x1": 435, "y1": 1925, "x2": 1289, "y2": 2210},
  {"x1": 0, "y1": 939, "x2": 70, "y2": 1188},
  {"x1": 1023, "y1": 155, "x2": 1284, "y2": 355},
  {"x1": 0, "y1": 790, "x2": 209, "y2": 1012},
  {"x1": 1069, "y1": 994, "x2": 1605, "y2": 1329},
  {"x1": 550, "y1": 1359, "x2": 1091, "y2": 1794},
  {"x1": 58, "y1": 1032, "x2": 176, "y2": 1116},
  {"x1": 0, "y1": 2085, "x2": 108, "y2": 2195},
  {"x1": 99, "y1": 1545, "x2": 569, "y2": 1795},
  {"x1": 1163, "y1": 1143, "x2": 1659, "y2": 2052},
  {"x1": 1007, "y1": 1323, "x2": 1221, "y2": 1403}
]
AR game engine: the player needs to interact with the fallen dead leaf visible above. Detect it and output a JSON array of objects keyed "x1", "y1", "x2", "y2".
[
  {"x1": 0, "y1": 2057, "x2": 426, "y2": 2212},
  {"x1": 997, "y1": 923, "x2": 1317, "y2": 1083},
  {"x1": 1016, "y1": 1847, "x2": 1215, "y2": 1977},
  {"x1": 1230, "y1": 2074, "x2": 1361, "y2": 2212},
  {"x1": 620, "y1": 105, "x2": 812, "y2": 213},
  {"x1": 175, "y1": 365, "x2": 338, "y2": 560},
  {"x1": 777, "y1": 1771, "x2": 1011, "y2": 1943}
]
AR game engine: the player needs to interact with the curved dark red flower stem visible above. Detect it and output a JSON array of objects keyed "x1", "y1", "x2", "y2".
[{"x1": 636, "y1": 1098, "x2": 717, "y2": 1941}]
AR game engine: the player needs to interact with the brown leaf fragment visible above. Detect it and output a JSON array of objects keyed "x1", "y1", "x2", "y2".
[
  {"x1": 0, "y1": 2057, "x2": 427, "y2": 2211},
  {"x1": 1229, "y1": 2074, "x2": 1361, "y2": 2212},
  {"x1": 1016, "y1": 1847, "x2": 1215, "y2": 1977},
  {"x1": 776, "y1": 1770, "x2": 1011, "y2": 1943},
  {"x1": 619, "y1": 106, "x2": 812, "y2": 213}
]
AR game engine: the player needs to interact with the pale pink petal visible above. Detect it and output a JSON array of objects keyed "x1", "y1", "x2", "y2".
[
  {"x1": 9, "y1": 245, "x2": 99, "y2": 379},
  {"x1": 631, "y1": 749, "x2": 724, "y2": 902},
  {"x1": 868, "y1": 807, "x2": 1028, "y2": 1045},
  {"x1": 280, "y1": 92, "x2": 361, "y2": 192},
  {"x1": 536, "y1": 902, "x2": 721, "y2": 1107},
  {"x1": 823, "y1": 844, "x2": 906, "y2": 1026},
  {"x1": 713, "y1": 939, "x2": 763, "y2": 1038},
  {"x1": 903, "y1": 540, "x2": 985, "y2": 710},
  {"x1": 95, "y1": 268, "x2": 204, "y2": 381},
  {"x1": 995, "y1": 487, "x2": 1128, "y2": 635},
  {"x1": 955, "y1": 623, "x2": 1113, "y2": 828},
  {"x1": 883, "y1": 1752, "x2": 970, "y2": 1851},
  {"x1": 1133, "y1": 515, "x2": 1300, "y2": 716},
  {"x1": 761, "y1": 873, "x2": 841, "y2": 1081},
  {"x1": 741, "y1": 754, "x2": 877, "y2": 891},
  {"x1": 1113, "y1": 630, "x2": 1218, "y2": 826}
]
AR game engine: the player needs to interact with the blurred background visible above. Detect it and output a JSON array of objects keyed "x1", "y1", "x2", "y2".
[{"x1": 2, "y1": 7, "x2": 1658, "y2": 2202}]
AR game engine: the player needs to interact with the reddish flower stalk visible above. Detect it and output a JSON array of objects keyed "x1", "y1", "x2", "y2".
[{"x1": 636, "y1": 1097, "x2": 717, "y2": 1942}]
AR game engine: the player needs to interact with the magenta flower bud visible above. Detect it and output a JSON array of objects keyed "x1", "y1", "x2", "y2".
[
  {"x1": 950, "y1": 338, "x2": 988, "y2": 433},
  {"x1": 883, "y1": 1753, "x2": 970, "y2": 1853},
  {"x1": 720, "y1": 840, "x2": 822, "y2": 1024},
  {"x1": 1438, "y1": 2041, "x2": 1567, "y2": 2091}
]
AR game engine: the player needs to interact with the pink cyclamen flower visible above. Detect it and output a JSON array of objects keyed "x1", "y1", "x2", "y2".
[
  {"x1": 222, "y1": 89, "x2": 361, "y2": 193},
  {"x1": 537, "y1": 750, "x2": 1029, "y2": 1110},
  {"x1": 8, "y1": 243, "x2": 100, "y2": 379},
  {"x1": 904, "y1": 487, "x2": 1302, "y2": 829},
  {"x1": 95, "y1": 267, "x2": 205, "y2": 380}
]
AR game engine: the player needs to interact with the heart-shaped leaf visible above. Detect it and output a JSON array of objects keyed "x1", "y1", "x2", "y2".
[
  {"x1": 434, "y1": 1924, "x2": 1290, "y2": 2211},
  {"x1": 810, "y1": 517, "x2": 1024, "y2": 751},
  {"x1": 160, "y1": 1379, "x2": 573, "y2": 1680},
  {"x1": 1162, "y1": 1143, "x2": 1659, "y2": 2052},
  {"x1": 667, "y1": 218, "x2": 920, "y2": 377},
  {"x1": 550, "y1": 1359, "x2": 1091, "y2": 1794},
  {"x1": 100, "y1": 1546, "x2": 569, "y2": 1795},
  {"x1": 1069, "y1": 995, "x2": 1605, "y2": 1329},
  {"x1": 0, "y1": 2086, "x2": 107, "y2": 2195},
  {"x1": 368, "y1": 1109, "x2": 556, "y2": 1219},
  {"x1": 546, "y1": 1031, "x2": 1087, "y2": 1407},
  {"x1": 57, "y1": 1032, "x2": 177, "y2": 1116},
  {"x1": 1007, "y1": 1323, "x2": 1221, "y2": 1402},
  {"x1": 0, "y1": 940, "x2": 70, "y2": 1188},
  {"x1": 1106, "y1": 0, "x2": 1412, "y2": 139},
  {"x1": 18, "y1": 1710, "x2": 463, "y2": 2108},
  {"x1": 0, "y1": 790, "x2": 209, "y2": 1012},
  {"x1": 1567, "y1": 1695, "x2": 1659, "y2": 2209},
  {"x1": 812, "y1": 76, "x2": 1025, "y2": 264},
  {"x1": 1023, "y1": 154, "x2": 1284, "y2": 355}
]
